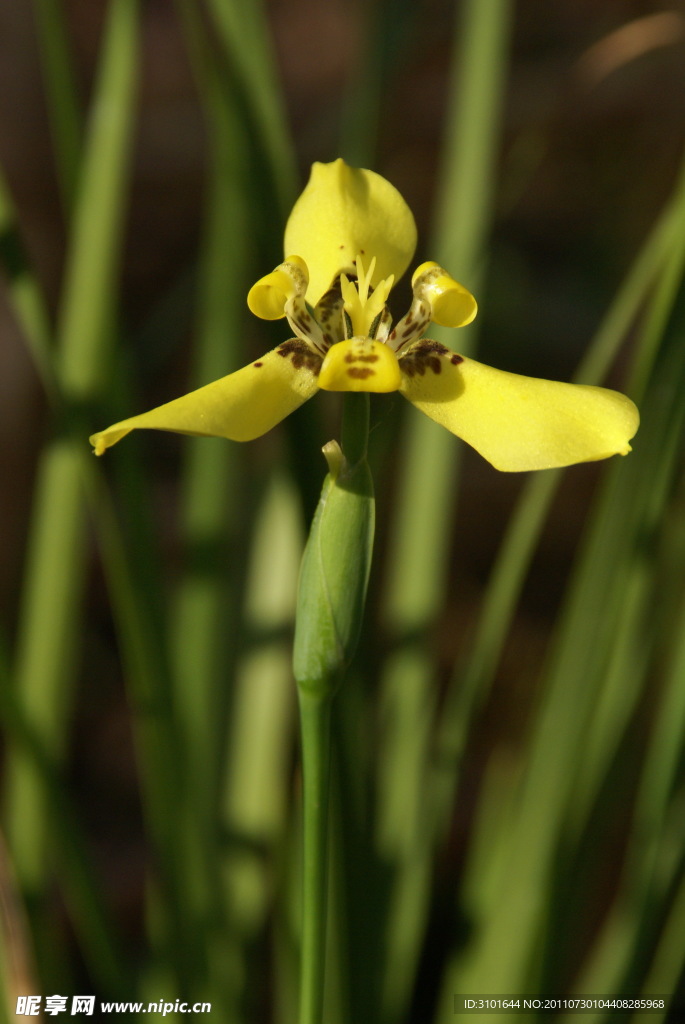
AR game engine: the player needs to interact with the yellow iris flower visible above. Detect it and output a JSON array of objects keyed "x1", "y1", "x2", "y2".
[{"x1": 90, "y1": 158, "x2": 639, "y2": 471}]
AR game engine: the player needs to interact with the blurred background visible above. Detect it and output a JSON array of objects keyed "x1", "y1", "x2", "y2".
[{"x1": 1, "y1": 1, "x2": 685, "y2": 1022}]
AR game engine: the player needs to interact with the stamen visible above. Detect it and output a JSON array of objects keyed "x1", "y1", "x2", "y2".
[
  {"x1": 341, "y1": 254, "x2": 395, "y2": 338},
  {"x1": 340, "y1": 272, "x2": 355, "y2": 308},
  {"x1": 354, "y1": 255, "x2": 376, "y2": 306}
]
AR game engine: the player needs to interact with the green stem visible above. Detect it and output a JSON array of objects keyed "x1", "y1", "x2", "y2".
[
  {"x1": 294, "y1": 392, "x2": 373, "y2": 1022},
  {"x1": 298, "y1": 691, "x2": 333, "y2": 1024},
  {"x1": 341, "y1": 392, "x2": 370, "y2": 464}
]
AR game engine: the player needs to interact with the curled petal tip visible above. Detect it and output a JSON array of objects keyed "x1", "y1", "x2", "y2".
[
  {"x1": 247, "y1": 257, "x2": 309, "y2": 320},
  {"x1": 412, "y1": 261, "x2": 477, "y2": 328}
]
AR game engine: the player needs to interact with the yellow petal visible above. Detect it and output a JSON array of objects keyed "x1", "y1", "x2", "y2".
[
  {"x1": 284, "y1": 158, "x2": 417, "y2": 305},
  {"x1": 90, "y1": 343, "x2": 321, "y2": 454},
  {"x1": 319, "y1": 339, "x2": 401, "y2": 393},
  {"x1": 247, "y1": 255, "x2": 308, "y2": 320},
  {"x1": 399, "y1": 343, "x2": 639, "y2": 471},
  {"x1": 411, "y1": 261, "x2": 478, "y2": 328}
]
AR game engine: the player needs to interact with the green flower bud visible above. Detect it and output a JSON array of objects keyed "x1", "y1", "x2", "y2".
[{"x1": 293, "y1": 440, "x2": 374, "y2": 696}]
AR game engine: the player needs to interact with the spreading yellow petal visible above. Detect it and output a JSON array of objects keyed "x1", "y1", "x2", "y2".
[
  {"x1": 284, "y1": 158, "x2": 417, "y2": 305},
  {"x1": 319, "y1": 339, "x2": 401, "y2": 393},
  {"x1": 399, "y1": 343, "x2": 639, "y2": 471},
  {"x1": 90, "y1": 343, "x2": 321, "y2": 454}
]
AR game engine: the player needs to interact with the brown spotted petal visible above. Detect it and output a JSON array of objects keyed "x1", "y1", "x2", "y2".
[
  {"x1": 90, "y1": 342, "x2": 321, "y2": 454},
  {"x1": 318, "y1": 338, "x2": 402, "y2": 393},
  {"x1": 399, "y1": 343, "x2": 639, "y2": 471}
]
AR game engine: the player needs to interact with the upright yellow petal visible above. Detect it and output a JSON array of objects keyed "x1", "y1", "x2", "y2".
[
  {"x1": 284, "y1": 158, "x2": 417, "y2": 305},
  {"x1": 399, "y1": 343, "x2": 639, "y2": 471},
  {"x1": 90, "y1": 343, "x2": 321, "y2": 453}
]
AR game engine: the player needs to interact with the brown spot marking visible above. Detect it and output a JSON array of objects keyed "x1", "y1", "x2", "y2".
[
  {"x1": 347, "y1": 366, "x2": 375, "y2": 380},
  {"x1": 253, "y1": 361, "x2": 263, "y2": 368},
  {"x1": 277, "y1": 339, "x2": 322, "y2": 375},
  {"x1": 402, "y1": 319, "x2": 428, "y2": 341},
  {"x1": 415, "y1": 340, "x2": 450, "y2": 356},
  {"x1": 344, "y1": 352, "x2": 379, "y2": 365},
  {"x1": 400, "y1": 339, "x2": 451, "y2": 378},
  {"x1": 450, "y1": 353, "x2": 464, "y2": 365},
  {"x1": 318, "y1": 283, "x2": 342, "y2": 308}
]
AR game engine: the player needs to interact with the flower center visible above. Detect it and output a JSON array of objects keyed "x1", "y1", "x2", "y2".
[{"x1": 340, "y1": 255, "x2": 394, "y2": 339}]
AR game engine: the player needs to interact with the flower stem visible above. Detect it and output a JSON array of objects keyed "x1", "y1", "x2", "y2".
[
  {"x1": 298, "y1": 690, "x2": 333, "y2": 1024},
  {"x1": 294, "y1": 389, "x2": 373, "y2": 1022},
  {"x1": 341, "y1": 391, "x2": 370, "y2": 464}
]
